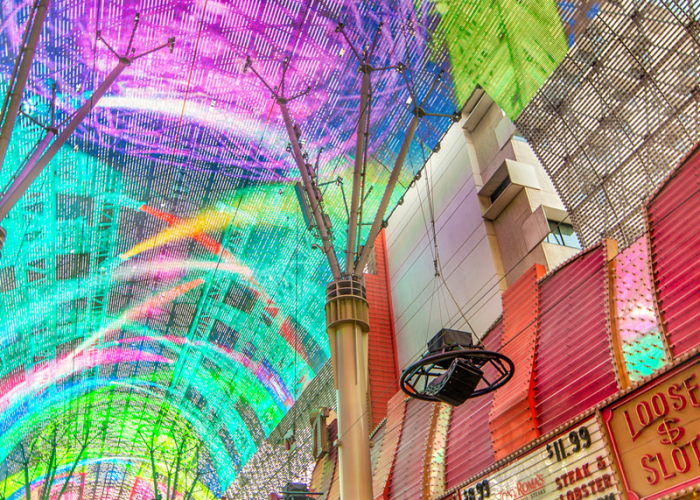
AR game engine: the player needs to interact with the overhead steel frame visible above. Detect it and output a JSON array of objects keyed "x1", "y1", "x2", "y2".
[
  {"x1": 0, "y1": 13, "x2": 175, "y2": 255},
  {"x1": 515, "y1": 0, "x2": 700, "y2": 250},
  {"x1": 0, "y1": 0, "x2": 51, "y2": 175},
  {"x1": 245, "y1": 22, "x2": 458, "y2": 497}
]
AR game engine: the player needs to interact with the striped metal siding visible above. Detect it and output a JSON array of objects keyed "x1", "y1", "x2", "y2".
[
  {"x1": 371, "y1": 423, "x2": 387, "y2": 476},
  {"x1": 647, "y1": 147, "x2": 700, "y2": 358},
  {"x1": 366, "y1": 230, "x2": 400, "y2": 429},
  {"x1": 489, "y1": 265, "x2": 544, "y2": 459},
  {"x1": 389, "y1": 398, "x2": 434, "y2": 499},
  {"x1": 309, "y1": 448, "x2": 326, "y2": 493},
  {"x1": 373, "y1": 392, "x2": 407, "y2": 500},
  {"x1": 445, "y1": 319, "x2": 503, "y2": 490},
  {"x1": 316, "y1": 420, "x2": 339, "y2": 500},
  {"x1": 536, "y1": 245, "x2": 619, "y2": 434}
]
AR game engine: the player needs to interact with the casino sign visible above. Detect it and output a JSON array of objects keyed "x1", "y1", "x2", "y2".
[{"x1": 603, "y1": 360, "x2": 700, "y2": 500}]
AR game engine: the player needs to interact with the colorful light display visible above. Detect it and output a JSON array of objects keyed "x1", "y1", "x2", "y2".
[{"x1": 0, "y1": 0, "x2": 572, "y2": 498}]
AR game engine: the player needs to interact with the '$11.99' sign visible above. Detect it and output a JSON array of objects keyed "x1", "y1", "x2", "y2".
[
  {"x1": 546, "y1": 426, "x2": 593, "y2": 462},
  {"x1": 463, "y1": 480, "x2": 491, "y2": 500}
]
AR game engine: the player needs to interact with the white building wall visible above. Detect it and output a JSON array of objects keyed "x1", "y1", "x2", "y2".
[{"x1": 385, "y1": 120, "x2": 503, "y2": 370}]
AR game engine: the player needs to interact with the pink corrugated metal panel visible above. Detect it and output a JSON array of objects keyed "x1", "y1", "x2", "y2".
[
  {"x1": 647, "y1": 149, "x2": 700, "y2": 358},
  {"x1": 371, "y1": 423, "x2": 386, "y2": 476},
  {"x1": 489, "y1": 265, "x2": 544, "y2": 459},
  {"x1": 536, "y1": 244, "x2": 619, "y2": 434},
  {"x1": 445, "y1": 319, "x2": 503, "y2": 490},
  {"x1": 373, "y1": 392, "x2": 407, "y2": 500},
  {"x1": 388, "y1": 398, "x2": 434, "y2": 500}
]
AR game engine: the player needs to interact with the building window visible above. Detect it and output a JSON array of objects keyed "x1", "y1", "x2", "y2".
[
  {"x1": 490, "y1": 175, "x2": 511, "y2": 204},
  {"x1": 513, "y1": 131, "x2": 528, "y2": 143},
  {"x1": 545, "y1": 220, "x2": 581, "y2": 249}
]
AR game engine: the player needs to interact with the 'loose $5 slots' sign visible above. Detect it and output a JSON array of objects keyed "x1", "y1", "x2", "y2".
[{"x1": 603, "y1": 361, "x2": 700, "y2": 500}]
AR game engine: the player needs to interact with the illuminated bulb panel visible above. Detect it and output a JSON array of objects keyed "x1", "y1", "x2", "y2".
[{"x1": 613, "y1": 236, "x2": 668, "y2": 382}]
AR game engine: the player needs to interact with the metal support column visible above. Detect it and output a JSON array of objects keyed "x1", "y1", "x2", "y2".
[
  {"x1": 345, "y1": 68, "x2": 371, "y2": 275},
  {"x1": 0, "y1": 0, "x2": 51, "y2": 174},
  {"x1": 278, "y1": 101, "x2": 342, "y2": 279},
  {"x1": 325, "y1": 279, "x2": 372, "y2": 500},
  {"x1": 245, "y1": 54, "x2": 455, "y2": 500}
]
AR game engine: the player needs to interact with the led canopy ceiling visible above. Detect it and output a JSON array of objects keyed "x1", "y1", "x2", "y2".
[{"x1": 0, "y1": 0, "x2": 569, "y2": 498}]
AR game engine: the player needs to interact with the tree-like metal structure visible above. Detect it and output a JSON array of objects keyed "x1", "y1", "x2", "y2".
[{"x1": 244, "y1": 23, "x2": 460, "y2": 496}]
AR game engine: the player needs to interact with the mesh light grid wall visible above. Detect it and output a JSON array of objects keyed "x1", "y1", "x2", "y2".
[{"x1": 516, "y1": 0, "x2": 700, "y2": 250}]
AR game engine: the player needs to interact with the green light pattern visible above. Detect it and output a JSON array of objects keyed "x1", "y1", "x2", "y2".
[{"x1": 433, "y1": 0, "x2": 568, "y2": 118}]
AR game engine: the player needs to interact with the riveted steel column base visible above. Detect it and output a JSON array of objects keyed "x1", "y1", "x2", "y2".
[{"x1": 325, "y1": 278, "x2": 373, "y2": 500}]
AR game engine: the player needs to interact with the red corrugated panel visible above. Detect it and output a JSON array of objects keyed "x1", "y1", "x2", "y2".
[
  {"x1": 373, "y1": 392, "x2": 407, "y2": 500},
  {"x1": 445, "y1": 319, "x2": 503, "y2": 490},
  {"x1": 366, "y1": 230, "x2": 400, "y2": 429},
  {"x1": 389, "y1": 399, "x2": 434, "y2": 499},
  {"x1": 310, "y1": 451, "x2": 325, "y2": 492},
  {"x1": 536, "y1": 244, "x2": 618, "y2": 434},
  {"x1": 489, "y1": 265, "x2": 544, "y2": 459},
  {"x1": 647, "y1": 147, "x2": 700, "y2": 358}
]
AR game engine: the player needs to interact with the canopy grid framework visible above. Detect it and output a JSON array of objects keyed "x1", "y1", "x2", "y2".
[
  {"x1": 0, "y1": 0, "x2": 570, "y2": 498},
  {"x1": 516, "y1": 0, "x2": 700, "y2": 250}
]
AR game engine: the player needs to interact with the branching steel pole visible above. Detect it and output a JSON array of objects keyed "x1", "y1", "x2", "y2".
[
  {"x1": 0, "y1": 59, "x2": 127, "y2": 222},
  {"x1": 354, "y1": 114, "x2": 419, "y2": 274},
  {"x1": 54, "y1": 441, "x2": 88, "y2": 500},
  {"x1": 345, "y1": 67, "x2": 371, "y2": 275},
  {"x1": 23, "y1": 461, "x2": 30, "y2": 500},
  {"x1": 278, "y1": 100, "x2": 342, "y2": 279},
  {"x1": 0, "y1": 0, "x2": 51, "y2": 174},
  {"x1": 150, "y1": 448, "x2": 160, "y2": 500}
]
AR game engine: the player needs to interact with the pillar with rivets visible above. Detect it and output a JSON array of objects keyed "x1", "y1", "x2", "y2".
[{"x1": 325, "y1": 278, "x2": 373, "y2": 500}]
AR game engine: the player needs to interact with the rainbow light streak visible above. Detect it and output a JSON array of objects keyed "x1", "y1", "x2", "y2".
[
  {"x1": 115, "y1": 335, "x2": 295, "y2": 410},
  {"x1": 138, "y1": 204, "x2": 238, "y2": 263},
  {"x1": 0, "y1": 348, "x2": 172, "y2": 415},
  {"x1": 119, "y1": 210, "x2": 236, "y2": 261},
  {"x1": 0, "y1": 280, "x2": 204, "y2": 414},
  {"x1": 124, "y1": 202, "x2": 322, "y2": 374}
]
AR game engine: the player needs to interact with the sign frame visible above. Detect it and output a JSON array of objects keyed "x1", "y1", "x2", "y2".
[{"x1": 602, "y1": 359, "x2": 700, "y2": 500}]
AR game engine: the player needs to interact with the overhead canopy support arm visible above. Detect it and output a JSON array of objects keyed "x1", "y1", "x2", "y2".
[
  {"x1": 0, "y1": 59, "x2": 128, "y2": 223},
  {"x1": 245, "y1": 57, "x2": 342, "y2": 279},
  {"x1": 278, "y1": 100, "x2": 342, "y2": 279},
  {"x1": 0, "y1": 0, "x2": 51, "y2": 175},
  {"x1": 345, "y1": 67, "x2": 371, "y2": 275},
  {"x1": 354, "y1": 68, "x2": 459, "y2": 274},
  {"x1": 0, "y1": 19, "x2": 174, "y2": 254},
  {"x1": 354, "y1": 114, "x2": 419, "y2": 274}
]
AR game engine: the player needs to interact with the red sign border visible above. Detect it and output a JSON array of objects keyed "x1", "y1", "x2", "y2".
[{"x1": 601, "y1": 359, "x2": 700, "y2": 500}]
